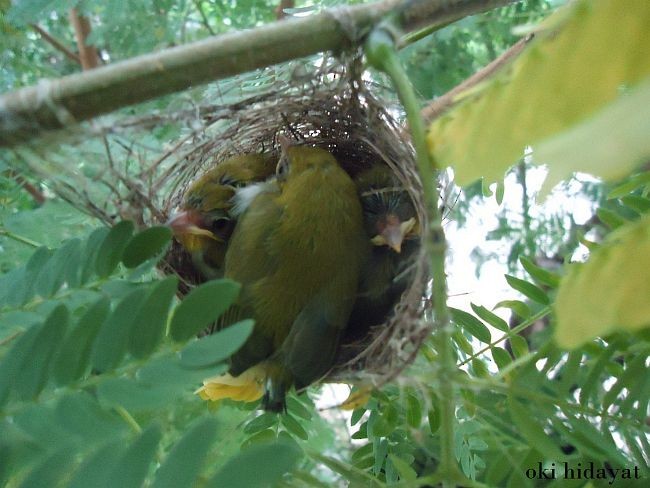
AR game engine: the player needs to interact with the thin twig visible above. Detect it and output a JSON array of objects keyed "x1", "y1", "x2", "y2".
[
  {"x1": 29, "y1": 24, "x2": 81, "y2": 64},
  {"x1": 420, "y1": 33, "x2": 534, "y2": 125},
  {"x1": 193, "y1": 0, "x2": 216, "y2": 35}
]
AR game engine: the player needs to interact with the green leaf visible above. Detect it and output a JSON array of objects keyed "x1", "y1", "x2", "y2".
[
  {"x1": 128, "y1": 276, "x2": 178, "y2": 359},
  {"x1": 519, "y1": 257, "x2": 561, "y2": 288},
  {"x1": 208, "y1": 441, "x2": 302, "y2": 488},
  {"x1": 55, "y1": 391, "x2": 126, "y2": 444},
  {"x1": 509, "y1": 335, "x2": 529, "y2": 359},
  {"x1": 53, "y1": 296, "x2": 110, "y2": 385},
  {"x1": 122, "y1": 226, "x2": 172, "y2": 268},
  {"x1": 17, "y1": 246, "x2": 52, "y2": 305},
  {"x1": 97, "y1": 377, "x2": 177, "y2": 412},
  {"x1": 602, "y1": 355, "x2": 646, "y2": 410},
  {"x1": 491, "y1": 347, "x2": 512, "y2": 370},
  {"x1": 428, "y1": 406, "x2": 440, "y2": 434},
  {"x1": 244, "y1": 413, "x2": 278, "y2": 435},
  {"x1": 15, "y1": 305, "x2": 69, "y2": 400},
  {"x1": 179, "y1": 320, "x2": 254, "y2": 368},
  {"x1": 68, "y1": 441, "x2": 126, "y2": 488},
  {"x1": 152, "y1": 417, "x2": 219, "y2": 488},
  {"x1": 373, "y1": 438, "x2": 387, "y2": 475},
  {"x1": 18, "y1": 449, "x2": 75, "y2": 488},
  {"x1": 169, "y1": 279, "x2": 241, "y2": 342},
  {"x1": 351, "y1": 443, "x2": 373, "y2": 463},
  {"x1": 495, "y1": 180, "x2": 505, "y2": 205},
  {"x1": 428, "y1": 0, "x2": 650, "y2": 189},
  {"x1": 387, "y1": 454, "x2": 417, "y2": 482},
  {"x1": 281, "y1": 413, "x2": 308, "y2": 440},
  {"x1": 95, "y1": 221, "x2": 134, "y2": 278},
  {"x1": 91, "y1": 287, "x2": 149, "y2": 372},
  {"x1": 286, "y1": 396, "x2": 312, "y2": 420},
  {"x1": 494, "y1": 300, "x2": 531, "y2": 319},
  {"x1": 34, "y1": 239, "x2": 80, "y2": 298},
  {"x1": 452, "y1": 329, "x2": 474, "y2": 355},
  {"x1": 505, "y1": 275, "x2": 549, "y2": 305},
  {"x1": 471, "y1": 358, "x2": 490, "y2": 378},
  {"x1": 136, "y1": 355, "x2": 226, "y2": 387},
  {"x1": 621, "y1": 195, "x2": 650, "y2": 214},
  {"x1": 405, "y1": 393, "x2": 422, "y2": 428},
  {"x1": 607, "y1": 172, "x2": 650, "y2": 198},
  {"x1": 449, "y1": 307, "x2": 491, "y2": 343},
  {"x1": 63, "y1": 238, "x2": 83, "y2": 288},
  {"x1": 241, "y1": 429, "x2": 277, "y2": 449},
  {"x1": 555, "y1": 215, "x2": 650, "y2": 348},
  {"x1": 80, "y1": 227, "x2": 110, "y2": 284},
  {"x1": 350, "y1": 408, "x2": 366, "y2": 427},
  {"x1": 509, "y1": 398, "x2": 562, "y2": 459},
  {"x1": 471, "y1": 303, "x2": 509, "y2": 332},
  {"x1": 597, "y1": 207, "x2": 626, "y2": 230},
  {"x1": 108, "y1": 425, "x2": 162, "y2": 488},
  {"x1": 0, "y1": 323, "x2": 41, "y2": 407}
]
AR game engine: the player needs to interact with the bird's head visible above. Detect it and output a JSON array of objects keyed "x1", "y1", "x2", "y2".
[
  {"x1": 275, "y1": 137, "x2": 337, "y2": 183},
  {"x1": 168, "y1": 153, "x2": 276, "y2": 269},
  {"x1": 356, "y1": 165, "x2": 419, "y2": 254}
]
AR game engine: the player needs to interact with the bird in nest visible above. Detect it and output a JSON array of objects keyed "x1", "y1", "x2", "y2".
[
  {"x1": 216, "y1": 139, "x2": 368, "y2": 411},
  {"x1": 345, "y1": 164, "x2": 420, "y2": 341},
  {"x1": 167, "y1": 152, "x2": 276, "y2": 280},
  {"x1": 175, "y1": 144, "x2": 420, "y2": 411}
]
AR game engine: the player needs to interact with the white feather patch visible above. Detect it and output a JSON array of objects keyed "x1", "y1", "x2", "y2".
[{"x1": 230, "y1": 180, "x2": 277, "y2": 217}]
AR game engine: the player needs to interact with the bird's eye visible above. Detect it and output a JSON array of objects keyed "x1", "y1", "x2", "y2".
[{"x1": 211, "y1": 217, "x2": 231, "y2": 232}]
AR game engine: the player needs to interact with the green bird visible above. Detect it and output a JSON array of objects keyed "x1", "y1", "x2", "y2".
[
  {"x1": 168, "y1": 153, "x2": 276, "y2": 279},
  {"x1": 223, "y1": 140, "x2": 368, "y2": 411},
  {"x1": 345, "y1": 164, "x2": 420, "y2": 339}
]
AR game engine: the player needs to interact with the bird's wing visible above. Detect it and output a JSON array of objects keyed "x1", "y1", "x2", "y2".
[{"x1": 273, "y1": 284, "x2": 354, "y2": 390}]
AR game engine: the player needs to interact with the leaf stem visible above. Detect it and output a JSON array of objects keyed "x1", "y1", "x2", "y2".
[
  {"x1": 0, "y1": 228, "x2": 42, "y2": 248},
  {"x1": 365, "y1": 24, "x2": 456, "y2": 485},
  {"x1": 114, "y1": 405, "x2": 143, "y2": 434}
]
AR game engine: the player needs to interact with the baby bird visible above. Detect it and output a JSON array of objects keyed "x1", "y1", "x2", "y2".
[
  {"x1": 345, "y1": 164, "x2": 420, "y2": 339},
  {"x1": 223, "y1": 140, "x2": 368, "y2": 411},
  {"x1": 168, "y1": 153, "x2": 276, "y2": 279}
]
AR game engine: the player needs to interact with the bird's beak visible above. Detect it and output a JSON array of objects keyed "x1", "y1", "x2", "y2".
[
  {"x1": 371, "y1": 217, "x2": 417, "y2": 253},
  {"x1": 167, "y1": 210, "x2": 218, "y2": 240}
]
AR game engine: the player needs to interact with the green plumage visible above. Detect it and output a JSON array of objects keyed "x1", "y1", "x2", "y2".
[{"x1": 223, "y1": 145, "x2": 368, "y2": 411}]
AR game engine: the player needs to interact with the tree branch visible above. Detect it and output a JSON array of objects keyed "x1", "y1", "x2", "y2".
[
  {"x1": 68, "y1": 8, "x2": 100, "y2": 70},
  {"x1": 420, "y1": 33, "x2": 533, "y2": 125},
  {"x1": 29, "y1": 24, "x2": 81, "y2": 65},
  {"x1": 0, "y1": 0, "x2": 514, "y2": 147}
]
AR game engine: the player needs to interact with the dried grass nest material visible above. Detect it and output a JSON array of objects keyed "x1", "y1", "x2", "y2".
[{"x1": 162, "y1": 62, "x2": 431, "y2": 385}]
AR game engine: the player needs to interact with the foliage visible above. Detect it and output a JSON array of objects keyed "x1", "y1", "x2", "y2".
[
  {"x1": 427, "y1": 0, "x2": 650, "y2": 189},
  {"x1": 1, "y1": 0, "x2": 649, "y2": 487}
]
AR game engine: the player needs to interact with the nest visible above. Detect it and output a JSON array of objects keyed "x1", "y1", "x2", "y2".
[{"x1": 19, "y1": 56, "x2": 432, "y2": 386}]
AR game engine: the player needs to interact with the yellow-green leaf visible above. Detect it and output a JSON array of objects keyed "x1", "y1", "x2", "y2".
[
  {"x1": 427, "y1": 0, "x2": 650, "y2": 187},
  {"x1": 555, "y1": 214, "x2": 650, "y2": 348}
]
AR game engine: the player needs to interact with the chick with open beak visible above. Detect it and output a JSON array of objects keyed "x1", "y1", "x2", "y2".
[
  {"x1": 167, "y1": 153, "x2": 276, "y2": 279},
  {"x1": 345, "y1": 164, "x2": 420, "y2": 339}
]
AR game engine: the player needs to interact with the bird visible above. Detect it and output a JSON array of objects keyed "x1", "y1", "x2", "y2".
[
  {"x1": 222, "y1": 139, "x2": 368, "y2": 412},
  {"x1": 344, "y1": 164, "x2": 420, "y2": 340},
  {"x1": 167, "y1": 153, "x2": 276, "y2": 279}
]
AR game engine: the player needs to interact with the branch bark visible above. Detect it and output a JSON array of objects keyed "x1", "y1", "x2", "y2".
[
  {"x1": 0, "y1": 0, "x2": 514, "y2": 147},
  {"x1": 68, "y1": 8, "x2": 100, "y2": 70}
]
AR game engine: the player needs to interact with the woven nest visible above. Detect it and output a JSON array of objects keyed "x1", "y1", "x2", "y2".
[{"x1": 24, "y1": 56, "x2": 432, "y2": 385}]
